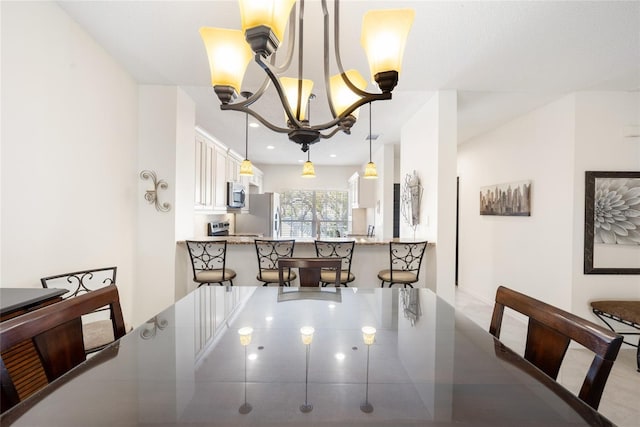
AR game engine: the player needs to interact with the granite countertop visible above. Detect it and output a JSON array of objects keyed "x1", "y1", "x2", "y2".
[{"x1": 178, "y1": 237, "x2": 434, "y2": 246}]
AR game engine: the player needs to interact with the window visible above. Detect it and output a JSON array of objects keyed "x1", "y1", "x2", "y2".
[{"x1": 280, "y1": 190, "x2": 349, "y2": 238}]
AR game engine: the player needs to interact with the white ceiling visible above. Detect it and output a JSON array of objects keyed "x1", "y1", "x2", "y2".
[{"x1": 58, "y1": 0, "x2": 640, "y2": 166}]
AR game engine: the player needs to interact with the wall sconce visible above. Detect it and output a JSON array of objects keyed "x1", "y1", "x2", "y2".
[
  {"x1": 361, "y1": 326, "x2": 376, "y2": 413},
  {"x1": 140, "y1": 170, "x2": 171, "y2": 212},
  {"x1": 238, "y1": 326, "x2": 253, "y2": 414},
  {"x1": 300, "y1": 326, "x2": 315, "y2": 413}
]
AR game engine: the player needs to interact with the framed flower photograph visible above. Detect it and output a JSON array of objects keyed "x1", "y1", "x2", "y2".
[{"x1": 584, "y1": 171, "x2": 640, "y2": 274}]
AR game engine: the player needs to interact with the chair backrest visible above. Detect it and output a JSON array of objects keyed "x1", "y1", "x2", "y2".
[
  {"x1": 0, "y1": 285, "x2": 126, "y2": 413},
  {"x1": 186, "y1": 240, "x2": 229, "y2": 278},
  {"x1": 278, "y1": 258, "x2": 342, "y2": 287},
  {"x1": 389, "y1": 241, "x2": 428, "y2": 280},
  {"x1": 489, "y1": 286, "x2": 623, "y2": 410},
  {"x1": 40, "y1": 267, "x2": 117, "y2": 325},
  {"x1": 255, "y1": 239, "x2": 295, "y2": 278},
  {"x1": 314, "y1": 240, "x2": 355, "y2": 273},
  {"x1": 40, "y1": 266, "x2": 117, "y2": 299}
]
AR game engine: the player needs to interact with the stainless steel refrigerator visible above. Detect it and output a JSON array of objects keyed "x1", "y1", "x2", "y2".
[{"x1": 235, "y1": 192, "x2": 281, "y2": 238}]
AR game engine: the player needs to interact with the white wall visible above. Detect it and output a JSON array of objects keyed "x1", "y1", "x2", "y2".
[
  {"x1": 136, "y1": 86, "x2": 195, "y2": 325},
  {"x1": 457, "y1": 95, "x2": 576, "y2": 309},
  {"x1": 458, "y1": 92, "x2": 640, "y2": 320},
  {"x1": 571, "y1": 92, "x2": 640, "y2": 320},
  {"x1": 259, "y1": 164, "x2": 355, "y2": 192},
  {"x1": 372, "y1": 144, "x2": 395, "y2": 239},
  {"x1": 401, "y1": 91, "x2": 458, "y2": 303},
  {"x1": 1, "y1": 2, "x2": 138, "y2": 321}
]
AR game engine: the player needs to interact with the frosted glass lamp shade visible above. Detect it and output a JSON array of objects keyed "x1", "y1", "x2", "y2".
[
  {"x1": 363, "y1": 162, "x2": 378, "y2": 179},
  {"x1": 301, "y1": 161, "x2": 316, "y2": 178},
  {"x1": 329, "y1": 69, "x2": 367, "y2": 119},
  {"x1": 361, "y1": 9, "x2": 415, "y2": 82},
  {"x1": 199, "y1": 27, "x2": 252, "y2": 92},
  {"x1": 239, "y1": 0, "x2": 296, "y2": 43},
  {"x1": 281, "y1": 77, "x2": 314, "y2": 121},
  {"x1": 240, "y1": 159, "x2": 254, "y2": 176}
]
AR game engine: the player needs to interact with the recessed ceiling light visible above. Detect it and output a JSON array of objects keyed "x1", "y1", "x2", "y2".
[
  {"x1": 334, "y1": 353, "x2": 346, "y2": 361},
  {"x1": 248, "y1": 353, "x2": 258, "y2": 360},
  {"x1": 328, "y1": 304, "x2": 336, "y2": 309},
  {"x1": 265, "y1": 316, "x2": 273, "y2": 322},
  {"x1": 330, "y1": 154, "x2": 336, "y2": 158},
  {"x1": 249, "y1": 122, "x2": 259, "y2": 128},
  {"x1": 266, "y1": 145, "x2": 275, "y2": 150},
  {"x1": 298, "y1": 159, "x2": 304, "y2": 163}
]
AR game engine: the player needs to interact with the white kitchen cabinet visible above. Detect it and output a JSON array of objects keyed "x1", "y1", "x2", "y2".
[
  {"x1": 213, "y1": 144, "x2": 228, "y2": 212},
  {"x1": 195, "y1": 133, "x2": 214, "y2": 211},
  {"x1": 348, "y1": 172, "x2": 375, "y2": 209},
  {"x1": 226, "y1": 154, "x2": 241, "y2": 183},
  {"x1": 195, "y1": 130, "x2": 233, "y2": 213}
]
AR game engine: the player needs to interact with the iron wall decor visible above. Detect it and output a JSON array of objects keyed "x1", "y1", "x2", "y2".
[
  {"x1": 140, "y1": 170, "x2": 171, "y2": 212},
  {"x1": 584, "y1": 171, "x2": 640, "y2": 275},
  {"x1": 480, "y1": 180, "x2": 531, "y2": 216},
  {"x1": 401, "y1": 171, "x2": 423, "y2": 238}
]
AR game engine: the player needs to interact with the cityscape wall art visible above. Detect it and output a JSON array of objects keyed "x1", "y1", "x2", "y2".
[{"x1": 480, "y1": 180, "x2": 532, "y2": 216}]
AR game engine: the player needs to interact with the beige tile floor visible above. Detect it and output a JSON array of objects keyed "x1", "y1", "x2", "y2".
[{"x1": 455, "y1": 288, "x2": 640, "y2": 427}]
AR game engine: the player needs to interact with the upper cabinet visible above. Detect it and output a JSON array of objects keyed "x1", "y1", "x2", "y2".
[
  {"x1": 348, "y1": 172, "x2": 376, "y2": 209},
  {"x1": 212, "y1": 144, "x2": 228, "y2": 212},
  {"x1": 195, "y1": 130, "x2": 242, "y2": 213},
  {"x1": 195, "y1": 133, "x2": 214, "y2": 211},
  {"x1": 243, "y1": 167, "x2": 263, "y2": 194},
  {"x1": 226, "y1": 154, "x2": 241, "y2": 183}
]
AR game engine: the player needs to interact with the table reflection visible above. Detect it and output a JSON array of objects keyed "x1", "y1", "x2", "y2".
[
  {"x1": 360, "y1": 326, "x2": 376, "y2": 413},
  {"x1": 2, "y1": 286, "x2": 612, "y2": 427}
]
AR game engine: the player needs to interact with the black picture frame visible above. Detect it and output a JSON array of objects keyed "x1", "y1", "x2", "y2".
[{"x1": 584, "y1": 171, "x2": 640, "y2": 275}]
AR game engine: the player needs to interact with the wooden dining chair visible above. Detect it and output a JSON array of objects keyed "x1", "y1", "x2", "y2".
[
  {"x1": 186, "y1": 240, "x2": 236, "y2": 287},
  {"x1": 278, "y1": 258, "x2": 342, "y2": 287},
  {"x1": 377, "y1": 241, "x2": 428, "y2": 288},
  {"x1": 0, "y1": 285, "x2": 126, "y2": 413},
  {"x1": 40, "y1": 266, "x2": 120, "y2": 354},
  {"x1": 314, "y1": 240, "x2": 355, "y2": 287},
  {"x1": 489, "y1": 285, "x2": 623, "y2": 410},
  {"x1": 255, "y1": 239, "x2": 297, "y2": 286}
]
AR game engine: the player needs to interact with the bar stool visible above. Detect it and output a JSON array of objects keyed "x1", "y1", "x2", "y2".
[
  {"x1": 254, "y1": 239, "x2": 297, "y2": 286},
  {"x1": 186, "y1": 240, "x2": 236, "y2": 286},
  {"x1": 377, "y1": 241, "x2": 428, "y2": 288},
  {"x1": 314, "y1": 240, "x2": 355, "y2": 286}
]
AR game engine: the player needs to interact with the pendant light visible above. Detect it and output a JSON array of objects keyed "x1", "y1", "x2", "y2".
[
  {"x1": 239, "y1": 91, "x2": 254, "y2": 176},
  {"x1": 363, "y1": 102, "x2": 378, "y2": 179},
  {"x1": 301, "y1": 148, "x2": 316, "y2": 178}
]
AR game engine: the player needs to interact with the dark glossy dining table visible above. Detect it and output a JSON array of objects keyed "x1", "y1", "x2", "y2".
[{"x1": 1, "y1": 286, "x2": 614, "y2": 426}]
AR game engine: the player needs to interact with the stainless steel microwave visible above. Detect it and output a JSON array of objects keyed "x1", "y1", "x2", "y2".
[{"x1": 227, "y1": 181, "x2": 246, "y2": 208}]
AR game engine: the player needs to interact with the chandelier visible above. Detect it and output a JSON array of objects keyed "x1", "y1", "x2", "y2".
[{"x1": 199, "y1": 0, "x2": 414, "y2": 153}]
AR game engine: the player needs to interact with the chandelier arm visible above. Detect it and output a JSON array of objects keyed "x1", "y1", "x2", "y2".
[
  {"x1": 333, "y1": 0, "x2": 380, "y2": 98},
  {"x1": 221, "y1": 103, "x2": 291, "y2": 134},
  {"x1": 309, "y1": 92, "x2": 390, "y2": 131},
  {"x1": 318, "y1": 126, "x2": 347, "y2": 140},
  {"x1": 295, "y1": 0, "x2": 305, "y2": 120},
  {"x1": 255, "y1": 54, "x2": 306, "y2": 129},
  {"x1": 322, "y1": 0, "x2": 338, "y2": 119},
  {"x1": 270, "y1": 6, "x2": 297, "y2": 74}
]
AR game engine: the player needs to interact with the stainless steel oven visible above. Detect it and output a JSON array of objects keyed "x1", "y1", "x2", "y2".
[{"x1": 208, "y1": 221, "x2": 230, "y2": 236}]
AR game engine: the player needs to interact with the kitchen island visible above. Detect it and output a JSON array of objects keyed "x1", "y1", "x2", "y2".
[{"x1": 176, "y1": 237, "x2": 434, "y2": 298}]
